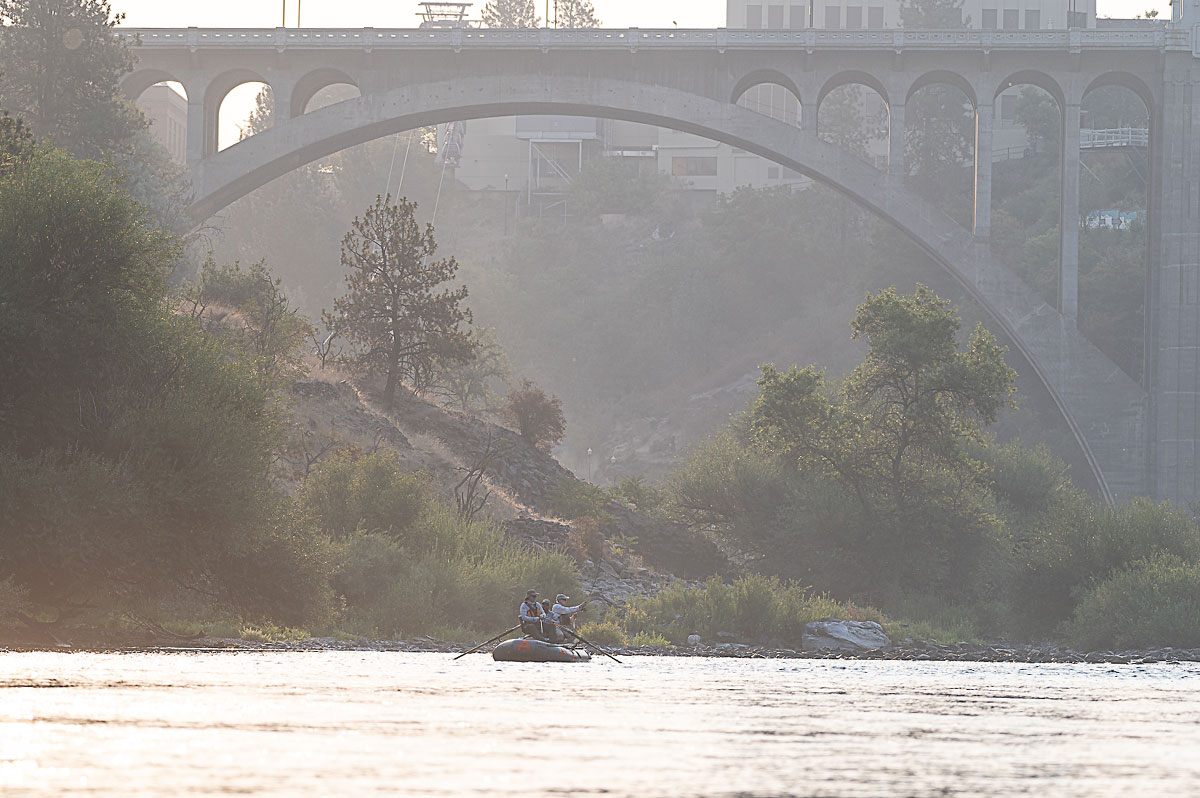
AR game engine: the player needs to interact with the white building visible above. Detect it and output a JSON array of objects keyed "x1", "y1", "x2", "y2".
[
  {"x1": 725, "y1": 0, "x2": 1096, "y2": 29},
  {"x1": 137, "y1": 83, "x2": 188, "y2": 165}
]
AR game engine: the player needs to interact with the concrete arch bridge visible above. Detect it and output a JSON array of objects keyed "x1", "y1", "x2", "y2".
[{"x1": 123, "y1": 26, "x2": 1200, "y2": 503}]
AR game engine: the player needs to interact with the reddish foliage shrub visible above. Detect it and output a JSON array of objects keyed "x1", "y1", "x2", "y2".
[{"x1": 505, "y1": 378, "x2": 566, "y2": 453}]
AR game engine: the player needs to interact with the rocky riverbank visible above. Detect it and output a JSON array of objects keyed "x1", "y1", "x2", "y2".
[{"x1": 4, "y1": 632, "x2": 1199, "y2": 664}]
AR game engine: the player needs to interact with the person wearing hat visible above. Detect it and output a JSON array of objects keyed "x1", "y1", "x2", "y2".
[
  {"x1": 550, "y1": 594, "x2": 585, "y2": 634},
  {"x1": 518, "y1": 589, "x2": 549, "y2": 640}
]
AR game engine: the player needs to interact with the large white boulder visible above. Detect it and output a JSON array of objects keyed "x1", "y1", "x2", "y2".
[{"x1": 802, "y1": 619, "x2": 891, "y2": 653}]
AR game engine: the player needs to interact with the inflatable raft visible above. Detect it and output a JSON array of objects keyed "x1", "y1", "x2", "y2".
[{"x1": 492, "y1": 637, "x2": 591, "y2": 663}]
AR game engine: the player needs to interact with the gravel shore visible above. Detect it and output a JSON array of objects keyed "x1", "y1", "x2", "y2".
[{"x1": 6, "y1": 633, "x2": 1198, "y2": 664}]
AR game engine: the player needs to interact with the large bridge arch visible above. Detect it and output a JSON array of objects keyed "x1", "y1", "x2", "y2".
[{"x1": 189, "y1": 74, "x2": 1147, "y2": 501}]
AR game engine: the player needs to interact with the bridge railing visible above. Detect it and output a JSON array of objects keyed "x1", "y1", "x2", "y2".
[
  {"x1": 121, "y1": 26, "x2": 1183, "y2": 52},
  {"x1": 1079, "y1": 127, "x2": 1150, "y2": 148}
]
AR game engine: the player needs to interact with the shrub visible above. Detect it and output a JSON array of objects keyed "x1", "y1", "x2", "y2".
[
  {"x1": 578, "y1": 620, "x2": 626, "y2": 647},
  {"x1": 565, "y1": 516, "x2": 607, "y2": 564},
  {"x1": 1065, "y1": 553, "x2": 1200, "y2": 650},
  {"x1": 622, "y1": 574, "x2": 884, "y2": 645},
  {"x1": 627, "y1": 630, "x2": 670, "y2": 647},
  {"x1": 1015, "y1": 496, "x2": 1200, "y2": 633},
  {"x1": 303, "y1": 449, "x2": 427, "y2": 543},
  {"x1": 982, "y1": 440, "x2": 1074, "y2": 516},
  {"x1": 0, "y1": 576, "x2": 31, "y2": 620},
  {"x1": 333, "y1": 504, "x2": 580, "y2": 639},
  {"x1": 550, "y1": 477, "x2": 611, "y2": 521},
  {"x1": 214, "y1": 505, "x2": 338, "y2": 628},
  {"x1": 610, "y1": 476, "x2": 667, "y2": 513},
  {"x1": 504, "y1": 378, "x2": 565, "y2": 453}
]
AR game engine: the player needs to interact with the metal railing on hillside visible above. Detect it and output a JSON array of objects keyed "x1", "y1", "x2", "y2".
[{"x1": 1079, "y1": 128, "x2": 1150, "y2": 148}]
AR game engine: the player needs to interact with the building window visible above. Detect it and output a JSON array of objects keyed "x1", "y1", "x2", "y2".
[
  {"x1": 867, "y1": 6, "x2": 884, "y2": 26},
  {"x1": 746, "y1": 4, "x2": 763, "y2": 27},
  {"x1": 982, "y1": 8, "x2": 998, "y2": 27},
  {"x1": 790, "y1": 4, "x2": 807, "y2": 27},
  {"x1": 1000, "y1": 93, "x2": 1017, "y2": 122},
  {"x1": 737, "y1": 83, "x2": 802, "y2": 127},
  {"x1": 767, "y1": 166, "x2": 781, "y2": 179},
  {"x1": 672, "y1": 157, "x2": 718, "y2": 177},
  {"x1": 1024, "y1": 9, "x2": 1040, "y2": 28},
  {"x1": 846, "y1": 6, "x2": 863, "y2": 28},
  {"x1": 1003, "y1": 8, "x2": 1020, "y2": 28},
  {"x1": 825, "y1": 5, "x2": 841, "y2": 28},
  {"x1": 768, "y1": 4, "x2": 785, "y2": 27}
]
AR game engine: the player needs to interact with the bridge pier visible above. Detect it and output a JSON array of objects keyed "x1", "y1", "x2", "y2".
[
  {"x1": 974, "y1": 102, "x2": 993, "y2": 239},
  {"x1": 1149, "y1": 54, "x2": 1200, "y2": 502},
  {"x1": 184, "y1": 76, "x2": 208, "y2": 168},
  {"x1": 1059, "y1": 101, "x2": 1081, "y2": 320},
  {"x1": 888, "y1": 102, "x2": 906, "y2": 176}
]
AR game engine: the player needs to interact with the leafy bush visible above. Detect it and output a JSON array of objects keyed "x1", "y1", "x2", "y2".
[
  {"x1": 549, "y1": 478, "x2": 610, "y2": 521},
  {"x1": 187, "y1": 256, "x2": 313, "y2": 388},
  {"x1": 0, "y1": 576, "x2": 31, "y2": 620},
  {"x1": 621, "y1": 574, "x2": 884, "y2": 645},
  {"x1": 333, "y1": 504, "x2": 580, "y2": 638},
  {"x1": 982, "y1": 440, "x2": 1074, "y2": 517},
  {"x1": 1065, "y1": 553, "x2": 1200, "y2": 650},
  {"x1": 504, "y1": 378, "x2": 566, "y2": 453},
  {"x1": 610, "y1": 475, "x2": 667, "y2": 513},
  {"x1": 215, "y1": 507, "x2": 338, "y2": 628},
  {"x1": 627, "y1": 630, "x2": 670, "y2": 647},
  {"x1": 303, "y1": 449, "x2": 427, "y2": 542},
  {"x1": 565, "y1": 516, "x2": 607, "y2": 564},
  {"x1": 578, "y1": 620, "x2": 626, "y2": 647},
  {"x1": 1015, "y1": 497, "x2": 1200, "y2": 633}
]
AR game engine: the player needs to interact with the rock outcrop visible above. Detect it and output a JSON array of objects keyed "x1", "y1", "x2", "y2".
[{"x1": 801, "y1": 619, "x2": 891, "y2": 653}]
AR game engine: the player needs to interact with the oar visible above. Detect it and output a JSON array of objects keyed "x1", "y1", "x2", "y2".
[
  {"x1": 557, "y1": 623, "x2": 623, "y2": 664},
  {"x1": 452, "y1": 624, "x2": 521, "y2": 660}
]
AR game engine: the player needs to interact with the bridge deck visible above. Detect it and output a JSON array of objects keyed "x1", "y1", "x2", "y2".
[{"x1": 121, "y1": 26, "x2": 1188, "y2": 52}]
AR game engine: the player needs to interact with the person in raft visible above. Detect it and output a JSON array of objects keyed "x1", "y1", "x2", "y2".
[
  {"x1": 519, "y1": 589, "x2": 553, "y2": 641},
  {"x1": 550, "y1": 594, "x2": 585, "y2": 634}
]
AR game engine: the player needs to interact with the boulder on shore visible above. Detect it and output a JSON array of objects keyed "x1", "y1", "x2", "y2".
[{"x1": 802, "y1": 619, "x2": 891, "y2": 653}]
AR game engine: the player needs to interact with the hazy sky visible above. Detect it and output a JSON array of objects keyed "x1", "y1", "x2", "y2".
[{"x1": 113, "y1": 0, "x2": 1172, "y2": 145}]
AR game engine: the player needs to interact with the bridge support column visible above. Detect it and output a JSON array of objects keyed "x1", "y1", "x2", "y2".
[
  {"x1": 185, "y1": 90, "x2": 208, "y2": 168},
  {"x1": 1059, "y1": 102, "x2": 1081, "y2": 320},
  {"x1": 1150, "y1": 57, "x2": 1200, "y2": 502},
  {"x1": 974, "y1": 103, "x2": 993, "y2": 239},
  {"x1": 888, "y1": 103, "x2": 905, "y2": 176}
]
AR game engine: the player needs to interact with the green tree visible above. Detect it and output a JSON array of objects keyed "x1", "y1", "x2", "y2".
[
  {"x1": 481, "y1": 0, "x2": 539, "y2": 27},
  {"x1": 899, "y1": 0, "x2": 967, "y2": 26},
  {"x1": 0, "y1": 111, "x2": 35, "y2": 175},
  {"x1": 0, "y1": 0, "x2": 142, "y2": 158},
  {"x1": 433, "y1": 326, "x2": 512, "y2": 414},
  {"x1": 0, "y1": 144, "x2": 328, "y2": 621},
  {"x1": 555, "y1": 0, "x2": 600, "y2": 27},
  {"x1": 187, "y1": 256, "x2": 313, "y2": 389},
  {"x1": 817, "y1": 84, "x2": 886, "y2": 162},
  {"x1": 505, "y1": 378, "x2": 566, "y2": 453},
  {"x1": 746, "y1": 286, "x2": 1016, "y2": 598},
  {"x1": 239, "y1": 85, "x2": 274, "y2": 140},
  {"x1": 325, "y1": 195, "x2": 473, "y2": 410},
  {"x1": 1013, "y1": 86, "x2": 1060, "y2": 159}
]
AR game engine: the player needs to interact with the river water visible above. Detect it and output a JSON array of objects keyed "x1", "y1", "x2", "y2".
[{"x1": 1, "y1": 652, "x2": 1198, "y2": 797}]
